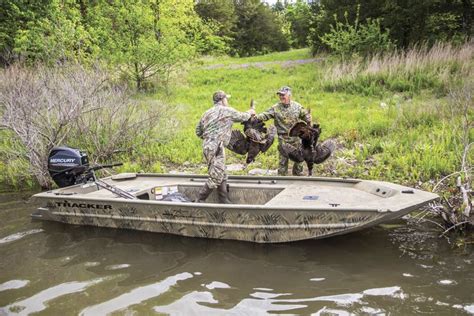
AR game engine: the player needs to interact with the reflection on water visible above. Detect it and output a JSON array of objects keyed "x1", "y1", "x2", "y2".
[
  {"x1": 1, "y1": 278, "x2": 105, "y2": 315},
  {"x1": 104, "y1": 264, "x2": 131, "y2": 271},
  {"x1": 0, "y1": 192, "x2": 472, "y2": 315},
  {"x1": 154, "y1": 286, "x2": 404, "y2": 315},
  {"x1": 0, "y1": 229, "x2": 43, "y2": 245},
  {"x1": 80, "y1": 273, "x2": 193, "y2": 315},
  {"x1": 0, "y1": 280, "x2": 29, "y2": 292}
]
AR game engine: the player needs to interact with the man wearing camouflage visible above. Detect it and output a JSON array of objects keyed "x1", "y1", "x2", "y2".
[
  {"x1": 256, "y1": 86, "x2": 311, "y2": 176},
  {"x1": 196, "y1": 91, "x2": 256, "y2": 203}
]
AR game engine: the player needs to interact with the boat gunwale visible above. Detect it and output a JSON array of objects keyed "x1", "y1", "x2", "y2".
[
  {"x1": 32, "y1": 192, "x2": 439, "y2": 214},
  {"x1": 132, "y1": 173, "x2": 362, "y2": 183},
  {"x1": 32, "y1": 173, "x2": 439, "y2": 214}
]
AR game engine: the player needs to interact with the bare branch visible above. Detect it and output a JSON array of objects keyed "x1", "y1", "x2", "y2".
[
  {"x1": 0, "y1": 63, "x2": 177, "y2": 188},
  {"x1": 439, "y1": 221, "x2": 471, "y2": 237}
]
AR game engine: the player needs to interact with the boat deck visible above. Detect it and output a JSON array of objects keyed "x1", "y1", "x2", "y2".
[{"x1": 43, "y1": 173, "x2": 435, "y2": 212}]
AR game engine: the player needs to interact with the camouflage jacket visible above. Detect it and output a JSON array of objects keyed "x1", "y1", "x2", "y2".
[
  {"x1": 196, "y1": 102, "x2": 251, "y2": 147},
  {"x1": 256, "y1": 100, "x2": 309, "y2": 136}
]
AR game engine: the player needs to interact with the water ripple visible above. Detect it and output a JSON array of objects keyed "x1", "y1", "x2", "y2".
[
  {"x1": 203, "y1": 281, "x2": 231, "y2": 290},
  {"x1": 363, "y1": 286, "x2": 401, "y2": 296},
  {"x1": 313, "y1": 307, "x2": 355, "y2": 316},
  {"x1": 104, "y1": 264, "x2": 130, "y2": 270},
  {"x1": 437, "y1": 279, "x2": 457, "y2": 285},
  {"x1": 0, "y1": 278, "x2": 104, "y2": 315},
  {"x1": 250, "y1": 292, "x2": 292, "y2": 299},
  {"x1": 286, "y1": 293, "x2": 364, "y2": 306},
  {"x1": 0, "y1": 229, "x2": 43, "y2": 245},
  {"x1": 153, "y1": 284, "x2": 405, "y2": 315},
  {"x1": 464, "y1": 304, "x2": 474, "y2": 314},
  {"x1": 454, "y1": 304, "x2": 474, "y2": 315},
  {"x1": 283, "y1": 286, "x2": 403, "y2": 305},
  {"x1": 154, "y1": 290, "x2": 306, "y2": 315},
  {"x1": 80, "y1": 272, "x2": 193, "y2": 315},
  {"x1": 0, "y1": 280, "x2": 29, "y2": 292}
]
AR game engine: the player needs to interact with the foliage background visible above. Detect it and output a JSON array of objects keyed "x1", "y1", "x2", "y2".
[{"x1": 0, "y1": 0, "x2": 472, "y2": 192}]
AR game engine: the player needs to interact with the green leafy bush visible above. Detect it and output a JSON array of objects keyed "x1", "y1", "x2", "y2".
[{"x1": 319, "y1": 6, "x2": 395, "y2": 60}]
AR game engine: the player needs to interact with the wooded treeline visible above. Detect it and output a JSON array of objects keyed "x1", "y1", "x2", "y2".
[{"x1": 1, "y1": 1, "x2": 472, "y2": 74}]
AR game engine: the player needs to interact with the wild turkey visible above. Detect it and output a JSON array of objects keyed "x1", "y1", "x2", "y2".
[
  {"x1": 226, "y1": 117, "x2": 277, "y2": 164},
  {"x1": 278, "y1": 121, "x2": 335, "y2": 176}
]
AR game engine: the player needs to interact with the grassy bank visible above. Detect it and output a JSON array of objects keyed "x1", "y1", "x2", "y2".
[
  {"x1": 1, "y1": 45, "x2": 472, "y2": 191},
  {"x1": 140, "y1": 45, "x2": 471, "y2": 188}
]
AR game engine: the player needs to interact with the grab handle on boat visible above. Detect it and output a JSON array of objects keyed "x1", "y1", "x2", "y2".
[{"x1": 95, "y1": 179, "x2": 137, "y2": 200}]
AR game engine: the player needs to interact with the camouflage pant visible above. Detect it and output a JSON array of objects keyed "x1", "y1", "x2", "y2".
[
  {"x1": 203, "y1": 141, "x2": 227, "y2": 189},
  {"x1": 278, "y1": 135, "x2": 304, "y2": 176}
]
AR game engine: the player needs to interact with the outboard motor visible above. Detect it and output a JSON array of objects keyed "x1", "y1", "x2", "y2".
[{"x1": 48, "y1": 146, "x2": 90, "y2": 188}]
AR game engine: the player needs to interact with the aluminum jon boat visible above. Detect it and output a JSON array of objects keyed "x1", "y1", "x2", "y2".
[{"x1": 31, "y1": 172, "x2": 438, "y2": 243}]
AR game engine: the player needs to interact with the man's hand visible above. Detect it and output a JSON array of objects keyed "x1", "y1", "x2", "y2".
[{"x1": 247, "y1": 108, "x2": 256, "y2": 116}]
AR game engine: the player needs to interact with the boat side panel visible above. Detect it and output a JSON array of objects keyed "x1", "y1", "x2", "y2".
[{"x1": 34, "y1": 198, "x2": 387, "y2": 243}]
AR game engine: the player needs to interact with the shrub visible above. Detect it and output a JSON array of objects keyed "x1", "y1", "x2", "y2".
[
  {"x1": 319, "y1": 6, "x2": 395, "y2": 60},
  {"x1": 0, "y1": 63, "x2": 176, "y2": 189}
]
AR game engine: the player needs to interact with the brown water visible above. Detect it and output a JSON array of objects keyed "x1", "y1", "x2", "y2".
[{"x1": 0, "y1": 192, "x2": 472, "y2": 315}]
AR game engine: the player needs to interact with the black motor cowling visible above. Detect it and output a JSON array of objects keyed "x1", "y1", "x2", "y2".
[{"x1": 48, "y1": 147, "x2": 90, "y2": 188}]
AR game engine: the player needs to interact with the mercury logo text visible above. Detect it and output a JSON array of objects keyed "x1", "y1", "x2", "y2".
[{"x1": 50, "y1": 158, "x2": 76, "y2": 163}]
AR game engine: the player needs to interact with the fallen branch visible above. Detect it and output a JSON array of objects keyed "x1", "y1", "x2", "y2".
[
  {"x1": 432, "y1": 167, "x2": 473, "y2": 192},
  {"x1": 422, "y1": 218, "x2": 447, "y2": 231},
  {"x1": 439, "y1": 221, "x2": 471, "y2": 238}
]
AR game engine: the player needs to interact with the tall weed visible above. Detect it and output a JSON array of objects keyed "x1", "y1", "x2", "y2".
[{"x1": 323, "y1": 41, "x2": 473, "y2": 96}]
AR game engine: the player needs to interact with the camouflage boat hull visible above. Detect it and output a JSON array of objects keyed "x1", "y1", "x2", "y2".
[{"x1": 31, "y1": 174, "x2": 438, "y2": 243}]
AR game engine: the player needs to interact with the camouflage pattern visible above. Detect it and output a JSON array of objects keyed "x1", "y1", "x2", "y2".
[
  {"x1": 256, "y1": 100, "x2": 310, "y2": 176},
  {"x1": 31, "y1": 174, "x2": 439, "y2": 243},
  {"x1": 256, "y1": 100, "x2": 309, "y2": 135},
  {"x1": 276, "y1": 86, "x2": 292, "y2": 95},
  {"x1": 196, "y1": 101, "x2": 251, "y2": 188},
  {"x1": 35, "y1": 198, "x2": 386, "y2": 243},
  {"x1": 203, "y1": 143, "x2": 226, "y2": 188}
]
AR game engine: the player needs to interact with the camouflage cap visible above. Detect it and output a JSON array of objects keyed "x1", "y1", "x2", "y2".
[
  {"x1": 213, "y1": 90, "x2": 231, "y2": 103},
  {"x1": 276, "y1": 86, "x2": 291, "y2": 95}
]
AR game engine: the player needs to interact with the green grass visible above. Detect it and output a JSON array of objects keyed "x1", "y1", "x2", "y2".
[
  {"x1": 136, "y1": 48, "x2": 470, "y2": 188},
  {"x1": 322, "y1": 42, "x2": 473, "y2": 97},
  {"x1": 197, "y1": 48, "x2": 313, "y2": 67}
]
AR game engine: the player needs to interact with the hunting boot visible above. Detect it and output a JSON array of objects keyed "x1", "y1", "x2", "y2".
[
  {"x1": 217, "y1": 180, "x2": 232, "y2": 204},
  {"x1": 195, "y1": 184, "x2": 213, "y2": 203}
]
